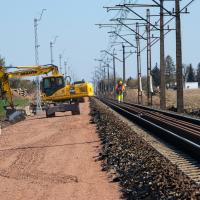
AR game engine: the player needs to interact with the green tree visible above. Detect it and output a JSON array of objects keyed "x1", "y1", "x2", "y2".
[
  {"x1": 151, "y1": 63, "x2": 160, "y2": 87},
  {"x1": 196, "y1": 63, "x2": 200, "y2": 85},
  {"x1": 187, "y1": 64, "x2": 195, "y2": 82},
  {"x1": 0, "y1": 56, "x2": 5, "y2": 66},
  {"x1": 165, "y1": 55, "x2": 175, "y2": 85},
  {"x1": 127, "y1": 77, "x2": 137, "y2": 88},
  {"x1": 10, "y1": 79, "x2": 36, "y2": 93}
]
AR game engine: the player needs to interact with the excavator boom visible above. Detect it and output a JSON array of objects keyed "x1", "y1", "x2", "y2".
[
  {"x1": 0, "y1": 64, "x2": 60, "y2": 108},
  {"x1": 8, "y1": 64, "x2": 60, "y2": 78}
]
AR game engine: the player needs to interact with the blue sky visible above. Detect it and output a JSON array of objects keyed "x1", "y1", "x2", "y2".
[{"x1": 0, "y1": 0, "x2": 199, "y2": 81}]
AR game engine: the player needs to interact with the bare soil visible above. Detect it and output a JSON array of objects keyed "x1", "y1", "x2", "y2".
[
  {"x1": 125, "y1": 88, "x2": 200, "y2": 110},
  {"x1": 0, "y1": 98, "x2": 120, "y2": 200}
]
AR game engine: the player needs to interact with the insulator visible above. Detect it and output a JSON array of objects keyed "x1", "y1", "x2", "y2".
[{"x1": 185, "y1": 8, "x2": 188, "y2": 13}]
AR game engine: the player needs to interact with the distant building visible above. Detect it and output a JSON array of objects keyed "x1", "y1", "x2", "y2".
[{"x1": 184, "y1": 82, "x2": 199, "y2": 89}]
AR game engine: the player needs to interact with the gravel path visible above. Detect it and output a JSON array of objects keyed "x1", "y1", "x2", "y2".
[{"x1": 0, "y1": 98, "x2": 121, "y2": 200}]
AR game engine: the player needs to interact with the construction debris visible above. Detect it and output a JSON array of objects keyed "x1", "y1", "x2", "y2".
[
  {"x1": 6, "y1": 108, "x2": 26, "y2": 123},
  {"x1": 13, "y1": 88, "x2": 28, "y2": 97}
]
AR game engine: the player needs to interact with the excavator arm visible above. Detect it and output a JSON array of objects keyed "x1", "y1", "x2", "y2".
[
  {"x1": 0, "y1": 64, "x2": 60, "y2": 108},
  {"x1": 8, "y1": 64, "x2": 60, "y2": 78},
  {"x1": 0, "y1": 67, "x2": 14, "y2": 108}
]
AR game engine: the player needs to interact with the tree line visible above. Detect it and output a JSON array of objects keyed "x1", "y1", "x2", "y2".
[
  {"x1": 0, "y1": 55, "x2": 36, "y2": 93},
  {"x1": 126, "y1": 55, "x2": 200, "y2": 89},
  {"x1": 151, "y1": 55, "x2": 200, "y2": 88}
]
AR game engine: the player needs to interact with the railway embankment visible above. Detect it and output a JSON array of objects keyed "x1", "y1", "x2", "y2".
[{"x1": 90, "y1": 97, "x2": 200, "y2": 200}]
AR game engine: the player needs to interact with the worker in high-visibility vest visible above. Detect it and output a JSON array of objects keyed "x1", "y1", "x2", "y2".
[{"x1": 115, "y1": 80, "x2": 125, "y2": 103}]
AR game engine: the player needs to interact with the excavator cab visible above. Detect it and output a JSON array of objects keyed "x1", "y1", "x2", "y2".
[
  {"x1": 41, "y1": 75, "x2": 81, "y2": 117},
  {"x1": 42, "y1": 76, "x2": 65, "y2": 97}
]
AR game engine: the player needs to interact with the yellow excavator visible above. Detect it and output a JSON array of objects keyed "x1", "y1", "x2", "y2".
[{"x1": 0, "y1": 64, "x2": 94, "y2": 121}]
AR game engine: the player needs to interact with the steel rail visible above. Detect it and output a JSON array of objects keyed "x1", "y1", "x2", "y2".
[
  {"x1": 105, "y1": 98, "x2": 200, "y2": 131},
  {"x1": 114, "y1": 98, "x2": 200, "y2": 126},
  {"x1": 105, "y1": 98, "x2": 200, "y2": 143}
]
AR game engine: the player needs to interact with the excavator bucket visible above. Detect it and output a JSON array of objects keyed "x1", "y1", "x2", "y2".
[{"x1": 5, "y1": 107, "x2": 26, "y2": 123}]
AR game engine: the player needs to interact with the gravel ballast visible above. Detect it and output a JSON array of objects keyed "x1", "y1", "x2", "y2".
[{"x1": 90, "y1": 98, "x2": 200, "y2": 200}]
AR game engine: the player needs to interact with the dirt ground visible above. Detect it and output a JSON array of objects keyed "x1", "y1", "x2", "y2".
[
  {"x1": 125, "y1": 88, "x2": 200, "y2": 110},
  {"x1": 0, "y1": 98, "x2": 120, "y2": 200}
]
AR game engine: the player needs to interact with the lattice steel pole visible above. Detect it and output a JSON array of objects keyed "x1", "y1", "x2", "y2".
[
  {"x1": 175, "y1": 0, "x2": 184, "y2": 113},
  {"x1": 160, "y1": 0, "x2": 166, "y2": 110},
  {"x1": 34, "y1": 9, "x2": 46, "y2": 114},
  {"x1": 146, "y1": 9, "x2": 153, "y2": 106},
  {"x1": 103, "y1": 67, "x2": 106, "y2": 94},
  {"x1": 50, "y1": 36, "x2": 58, "y2": 64},
  {"x1": 122, "y1": 44, "x2": 126, "y2": 83},
  {"x1": 64, "y1": 61, "x2": 67, "y2": 80},
  {"x1": 59, "y1": 54, "x2": 62, "y2": 73},
  {"x1": 50, "y1": 41, "x2": 53, "y2": 64},
  {"x1": 136, "y1": 22, "x2": 143, "y2": 105},
  {"x1": 106, "y1": 64, "x2": 109, "y2": 94},
  {"x1": 113, "y1": 49, "x2": 116, "y2": 99}
]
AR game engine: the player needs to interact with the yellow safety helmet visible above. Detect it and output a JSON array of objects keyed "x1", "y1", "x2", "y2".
[{"x1": 118, "y1": 80, "x2": 123, "y2": 85}]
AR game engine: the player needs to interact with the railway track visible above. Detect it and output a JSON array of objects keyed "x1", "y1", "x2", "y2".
[{"x1": 97, "y1": 97, "x2": 200, "y2": 185}]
